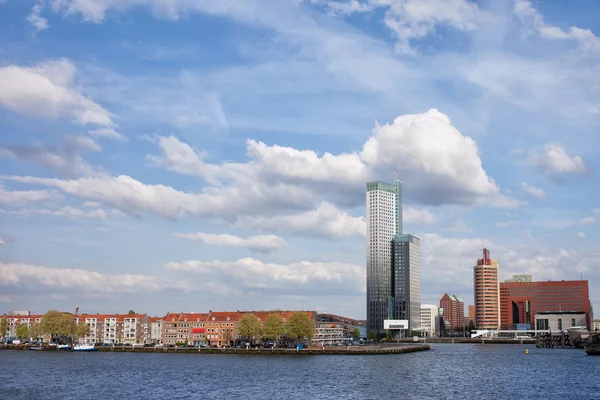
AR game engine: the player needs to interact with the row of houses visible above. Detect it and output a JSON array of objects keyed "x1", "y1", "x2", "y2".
[{"x1": 3, "y1": 310, "x2": 359, "y2": 346}]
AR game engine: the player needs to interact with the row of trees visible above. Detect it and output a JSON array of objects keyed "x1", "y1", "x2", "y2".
[
  {"x1": 1, "y1": 310, "x2": 90, "y2": 343},
  {"x1": 236, "y1": 312, "x2": 315, "y2": 344}
]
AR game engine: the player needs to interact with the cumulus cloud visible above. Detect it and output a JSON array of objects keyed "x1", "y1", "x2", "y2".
[
  {"x1": 528, "y1": 143, "x2": 587, "y2": 181},
  {"x1": 173, "y1": 232, "x2": 285, "y2": 253},
  {"x1": 149, "y1": 109, "x2": 514, "y2": 209},
  {"x1": 165, "y1": 257, "x2": 365, "y2": 296},
  {"x1": 0, "y1": 262, "x2": 192, "y2": 294},
  {"x1": 514, "y1": 0, "x2": 600, "y2": 56},
  {"x1": 236, "y1": 202, "x2": 366, "y2": 239},
  {"x1": 518, "y1": 182, "x2": 545, "y2": 199},
  {"x1": 0, "y1": 136, "x2": 102, "y2": 178},
  {"x1": 26, "y1": 4, "x2": 49, "y2": 32},
  {"x1": 0, "y1": 59, "x2": 114, "y2": 126},
  {"x1": 0, "y1": 184, "x2": 62, "y2": 207}
]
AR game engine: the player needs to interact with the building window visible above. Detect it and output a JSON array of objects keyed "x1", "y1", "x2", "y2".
[
  {"x1": 571, "y1": 318, "x2": 576, "y2": 327},
  {"x1": 558, "y1": 319, "x2": 562, "y2": 330}
]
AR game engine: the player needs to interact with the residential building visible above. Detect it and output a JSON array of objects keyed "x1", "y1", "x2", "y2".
[
  {"x1": 392, "y1": 234, "x2": 421, "y2": 332},
  {"x1": 534, "y1": 311, "x2": 587, "y2": 331},
  {"x1": 312, "y1": 322, "x2": 345, "y2": 346},
  {"x1": 420, "y1": 305, "x2": 439, "y2": 337},
  {"x1": 316, "y1": 313, "x2": 366, "y2": 337},
  {"x1": 505, "y1": 274, "x2": 532, "y2": 283},
  {"x1": 439, "y1": 294, "x2": 464, "y2": 330},
  {"x1": 75, "y1": 314, "x2": 150, "y2": 344},
  {"x1": 3, "y1": 314, "x2": 42, "y2": 338},
  {"x1": 473, "y1": 248, "x2": 500, "y2": 330},
  {"x1": 206, "y1": 311, "x2": 239, "y2": 346},
  {"x1": 367, "y1": 180, "x2": 402, "y2": 335},
  {"x1": 149, "y1": 317, "x2": 164, "y2": 345},
  {"x1": 499, "y1": 280, "x2": 592, "y2": 330},
  {"x1": 163, "y1": 312, "x2": 208, "y2": 346},
  {"x1": 467, "y1": 305, "x2": 475, "y2": 325}
]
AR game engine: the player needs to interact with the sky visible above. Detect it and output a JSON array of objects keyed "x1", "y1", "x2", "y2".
[{"x1": 0, "y1": 0, "x2": 599, "y2": 320}]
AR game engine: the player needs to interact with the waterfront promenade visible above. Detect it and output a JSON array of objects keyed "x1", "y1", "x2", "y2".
[{"x1": 0, "y1": 343, "x2": 429, "y2": 355}]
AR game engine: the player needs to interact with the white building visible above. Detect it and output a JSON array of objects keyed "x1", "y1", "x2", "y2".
[
  {"x1": 150, "y1": 318, "x2": 164, "y2": 344},
  {"x1": 420, "y1": 305, "x2": 440, "y2": 337},
  {"x1": 367, "y1": 180, "x2": 402, "y2": 335},
  {"x1": 312, "y1": 322, "x2": 345, "y2": 346},
  {"x1": 103, "y1": 317, "x2": 117, "y2": 344}
]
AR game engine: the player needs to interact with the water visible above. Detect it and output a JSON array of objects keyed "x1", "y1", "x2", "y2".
[{"x1": 1, "y1": 344, "x2": 599, "y2": 399}]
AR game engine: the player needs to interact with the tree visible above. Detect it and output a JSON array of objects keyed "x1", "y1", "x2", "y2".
[
  {"x1": 222, "y1": 329, "x2": 233, "y2": 346},
  {"x1": 368, "y1": 330, "x2": 377, "y2": 342},
  {"x1": 29, "y1": 323, "x2": 43, "y2": 341},
  {"x1": 41, "y1": 310, "x2": 76, "y2": 342},
  {"x1": 15, "y1": 323, "x2": 29, "y2": 341},
  {"x1": 237, "y1": 314, "x2": 261, "y2": 343},
  {"x1": 262, "y1": 313, "x2": 285, "y2": 342},
  {"x1": 128, "y1": 310, "x2": 136, "y2": 315},
  {"x1": 76, "y1": 323, "x2": 91, "y2": 341},
  {"x1": 386, "y1": 330, "x2": 393, "y2": 341},
  {"x1": 0, "y1": 317, "x2": 7, "y2": 339},
  {"x1": 353, "y1": 328, "x2": 361, "y2": 341},
  {"x1": 286, "y1": 312, "x2": 315, "y2": 343}
]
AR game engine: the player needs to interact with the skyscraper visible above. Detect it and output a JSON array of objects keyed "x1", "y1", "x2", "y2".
[
  {"x1": 473, "y1": 248, "x2": 500, "y2": 330},
  {"x1": 366, "y1": 179, "x2": 420, "y2": 335}
]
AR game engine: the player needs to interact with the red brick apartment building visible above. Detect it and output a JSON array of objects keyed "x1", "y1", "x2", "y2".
[
  {"x1": 439, "y1": 294, "x2": 465, "y2": 330},
  {"x1": 500, "y1": 280, "x2": 591, "y2": 330}
]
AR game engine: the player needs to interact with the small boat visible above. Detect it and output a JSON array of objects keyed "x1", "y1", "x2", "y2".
[
  {"x1": 584, "y1": 332, "x2": 600, "y2": 356},
  {"x1": 72, "y1": 343, "x2": 98, "y2": 352},
  {"x1": 29, "y1": 345, "x2": 57, "y2": 351},
  {"x1": 57, "y1": 344, "x2": 71, "y2": 351},
  {"x1": 567, "y1": 327, "x2": 589, "y2": 348}
]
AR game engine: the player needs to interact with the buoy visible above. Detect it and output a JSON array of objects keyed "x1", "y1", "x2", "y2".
[{"x1": 526, "y1": 348, "x2": 529, "y2": 354}]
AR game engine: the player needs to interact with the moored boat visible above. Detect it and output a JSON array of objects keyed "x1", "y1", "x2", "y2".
[
  {"x1": 584, "y1": 332, "x2": 600, "y2": 356},
  {"x1": 567, "y1": 327, "x2": 589, "y2": 348},
  {"x1": 72, "y1": 343, "x2": 98, "y2": 352}
]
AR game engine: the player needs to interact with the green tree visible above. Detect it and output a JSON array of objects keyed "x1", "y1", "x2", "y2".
[
  {"x1": 237, "y1": 314, "x2": 261, "y2": 343},
  {"x1": 29, "y1": 323, "x2": 43, "y2": 341},
  {"x1": 15, "y1": 323, "x2": 29, "y2": 341},
  {"x1": 386, "y1": 330, "x2": 393, "y2": 341},
  {"x1": 286, "y1": 312, "x2": 315, "y2": 343},
  {"x1": 76, "y1": 323, "x2": 91, "y2": 341},
  {"x1": 0, "y1": 317, "x2": 7, "y2": 339},
  {"x1": 128, "y1": 310, "x2": 136, "y2": 315},
  {"x1": 368, "y1": 330, "x2": 377, "y2": 342},
  {"x1": 262, "y1": 313, "x2": 285, "y2": 342},
  {"x1": 41, "y1": 310, "x2": 76, "y2": 342},
  {"x1": 353, "y1": 328, "x2": 361, "y2": 341}
]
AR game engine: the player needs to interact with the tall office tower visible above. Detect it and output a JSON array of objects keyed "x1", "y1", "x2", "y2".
[
  {"x1": 392, "y1": 234, "x2": 421, "y2": 331},
  {"x1": 366, "y1": 180, "x2": 402, "y2": 335},
  {"x1": 473, "y1": 248, "x2": 500, "y2": 330}
]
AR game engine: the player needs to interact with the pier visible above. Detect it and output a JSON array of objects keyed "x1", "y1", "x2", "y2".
[{"x1": 535, "y1": 332, "x2": 575, "y2": 348}]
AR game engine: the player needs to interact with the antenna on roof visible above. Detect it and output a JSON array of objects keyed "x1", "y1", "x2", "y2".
[{"x1": 393, "y1": 168, "x2": 396, "y2": 183}]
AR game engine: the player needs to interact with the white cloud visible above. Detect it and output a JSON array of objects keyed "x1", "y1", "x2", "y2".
[
  {"x1": 0, "y1": 184, "x2": 62, "y2": 207},
  {"x1": 325, "y1": 0, "x2": 373, "y2": 16},
  {"x1": 528, "y1": 143, "x2": 587, "y2": 180},
  {"x1": 514, "y1": 0, "x2": 600, "y2": 56},
  {"x1": 0, "y1": 237, "x2": 5, "y2": 245},
  {"x1": 88, "y1": 128, "x2": 126, "y2": 141},
  {"x1": 236, "y1": 202, "x2": 366, "y2": 239},
  {"x1": 0, "y1": 59, "x2": 114, "y2": 126},
  {"x1": 581, "y1": 217, "x2": 596, "y2": 225},
  {"x1": 518, "y1": 181, "x2": 545, "y2": 199},
  {"x1": 404, "y1": 206, "x2": 435, "y2": 225},
  {"x1": 0, "y1": 136, "x2": 102, "y2": 178},
  {"x1": 6, "y1": 206, "x2": 113, "y2": 220},
  {"x1": 0, "y1": 262, "x2": 191, "y2": 294},
  {"x1": 164, "y1": 257, "x2": 365, "y2": 296},
  {"x1": 576, "y1": 232, "x2": 586, "y2": 238},
  {"x1": 26, "y1": 4, "x2": 49, "y2": 32},
  {"x1": 173, "y1": 232, "x2": 285, "y2": 253},
  {"x1": 150, "y1": 109, "x2": 515, "y2": 209}
]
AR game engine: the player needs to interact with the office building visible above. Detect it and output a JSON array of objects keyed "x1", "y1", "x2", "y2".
[
  {"x1": 366, "y1": 180, "x2": 402, "y2": 334},
  {"x1": 420, "y1": 305, "x2": 439, "y2": 337},
  {"x1": 467, "y1": 304, "x2": 475, "y2": 325},
  {"x1": 534, "y1": 311, "x2": 586, "y2": 331},
  {"x1": 392, "y1": 234, "x2": 421, "y2": 331},
  {"x1": 439, "y1": 294, "x2": 464, "y2": 330},
  {"x1": 499, "y1": 280, "x2": 592, "y2": 330},
  {"x1": 473, "y1": 248, "x2": 500, "y2": 330}
]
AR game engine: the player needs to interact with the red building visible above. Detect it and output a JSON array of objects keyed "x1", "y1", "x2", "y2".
[
  {"x1": 439, "y1": 293, "x2": 465, "y2": 330},
  {"x1": 500, "y1": 280, "x2": 591, "y2": 330}
]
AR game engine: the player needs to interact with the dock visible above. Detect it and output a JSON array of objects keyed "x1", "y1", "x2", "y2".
[
  {"x1": 0, "y1": 343, "x2": 430, "y2": 355},
  {"x1": 535, "y1": 332, "x2": 575, "y2": 348}
]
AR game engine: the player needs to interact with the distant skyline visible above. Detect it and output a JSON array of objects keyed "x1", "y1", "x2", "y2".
[{"x1": 0, "y1": 0, "x2": 599, "y2": 319}]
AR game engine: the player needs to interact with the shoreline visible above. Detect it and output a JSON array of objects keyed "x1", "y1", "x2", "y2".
[{"x1": 0, "y1": 343, "x2": 429, "y2": 355}]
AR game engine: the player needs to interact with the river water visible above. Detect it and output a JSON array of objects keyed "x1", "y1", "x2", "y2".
[{"x1": 1, "y1": 344, "x2": 598, "y2": 399}]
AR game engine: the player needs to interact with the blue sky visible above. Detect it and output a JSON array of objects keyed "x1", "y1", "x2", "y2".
[{"x1": 0, "y1": 0, "x2": 598, "y2": 319}]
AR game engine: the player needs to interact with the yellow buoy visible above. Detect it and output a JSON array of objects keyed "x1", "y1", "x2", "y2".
[{"x1": 526, "y1": 348, "x2": 529, "y2": 354}]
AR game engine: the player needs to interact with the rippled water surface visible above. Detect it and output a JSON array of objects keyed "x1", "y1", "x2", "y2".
[{"x1": 1, "y1": 344, "x2": 599, "y2": 399}]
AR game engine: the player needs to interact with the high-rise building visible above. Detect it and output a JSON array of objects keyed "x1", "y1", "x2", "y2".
[
  {"x1": 439, "y1": 294, "x2": 465, "y2": 330},
  {"x1": 366, "y1": 179, "x2": 419, "y2": 335},
  {"x1": 392, "y1": 234, "x2": 421, "y2": 331},
  {"x1": 467, "y1": 304, "x2": 475, "y2": 325},
  {"x1": 500, "y1": 280, "x2": 592, "y2": 330},
  {"x1": 420, "y1": 304, "x2": 439, "y2": 337},
  {"x1": 473, "y1": 248, "x2": 500, "y2": 330}
]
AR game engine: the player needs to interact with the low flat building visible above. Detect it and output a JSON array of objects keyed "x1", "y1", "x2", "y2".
[{"x1": 534, "y1": 311, "x2": 587, "y2": 331}]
